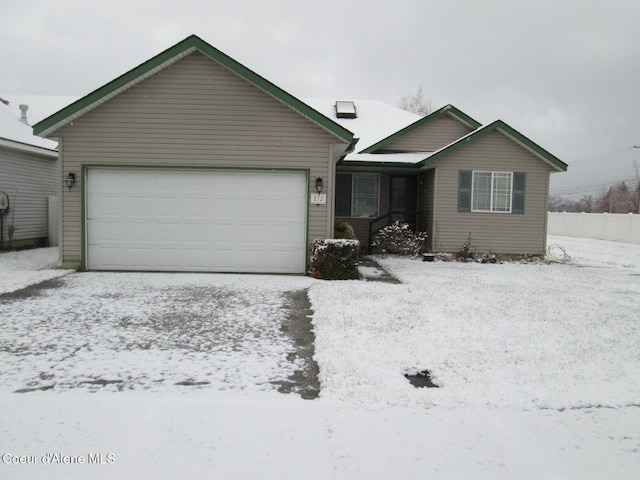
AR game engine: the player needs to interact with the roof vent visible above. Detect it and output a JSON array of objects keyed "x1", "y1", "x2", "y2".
[
  {"x1": 335, "y1": 101, "x2": 357, "y2": 119},
  {"x1": 19, "y1": 104, "x2": 29, "y2": 125}
]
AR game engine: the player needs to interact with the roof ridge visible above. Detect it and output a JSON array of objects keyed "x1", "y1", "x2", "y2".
[
  {"x1": 33, "y1": 35, "x2": 354, "y2": 144},
  {"x1": 419, "y1": 119, "x2": 567, "y2": 171},
  {"x1": 359, "y1": 104, "x2": 482, "y2": 153}
]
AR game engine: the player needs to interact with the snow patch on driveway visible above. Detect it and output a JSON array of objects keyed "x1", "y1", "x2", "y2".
[{"x1": 0, "y1": 272, "x2": 315, "y2": 394}]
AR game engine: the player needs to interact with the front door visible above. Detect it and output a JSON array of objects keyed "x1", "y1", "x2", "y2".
[{"x1": 389, "y1": 176, "x2": 418, "y2": 228}]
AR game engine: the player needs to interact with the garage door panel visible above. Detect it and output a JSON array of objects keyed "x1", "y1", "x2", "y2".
[
  {"x1": 125, "y1": 248, "x2": 154, "y2": 268},
  {"x1": 90, "y1": 246, "x2": 154, "y2": 269},
  {"x1": 87, "y1": 195, "x2": 126, "y2": 217},
  {"x1": 210, "y1": 225, "x2": 237, "y2": 242},
  {"x1": 210, "y1": 249, "x2": 239, "y2": 268},
  {"x1": 269, "y1": 199, "x2": 302, "y2": 218},
  {"x1": 126, "y1": 222, "x2": 155, "y2": 242},
  {"x1": 182, "y1": 223, "x2": 210, "y2": 239},
  {"x1": 153, "y1": 248, "x2": 183, "y2": 269},
  {"x1": 154, "y1": 223, "x2": 184, "y2": 242},
  {"x1": 152, "y1": 196, "x2": 186, "y2": 216},
  {"x1": 182, "y1": 197, "x2": 209, "y2": 213},
  {"x1": 126, "y1": 197, "x2": 154, "y2": 217},
  {"x1": 269, "y1": 224, "x2": 297, "y2": 244},
  {"x1": 87, "y1": 220, "x2": 124, "y2": 242},
  {"x1": 182, "y1": 249, "x2": 210, "y2": 269},
  {"x1": 210, "y1": 198, "x2": 237, "y2": 217},
  {"x1": 89, "y1": 247, "x2": 123, "y2": 268},
  {"x1": 269, "y1": 250, "x2": 294, "y2": 269},
  {"x1": 87, "y1": 169, "x2": 307, "y2": 273}
]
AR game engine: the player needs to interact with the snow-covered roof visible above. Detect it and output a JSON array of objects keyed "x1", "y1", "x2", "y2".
[
  {"x1": 0, "y1": 99, "x2": 58, "y2": 155},
  {"x1": 341, "y1": 152, "x2": 433, "y2": 165},
  {"x1": 302, "y1": 98, "x2": 421, "y2": 158},
  {"x1": 1, "y1": 95, "x2": 79, "y2": 126}
]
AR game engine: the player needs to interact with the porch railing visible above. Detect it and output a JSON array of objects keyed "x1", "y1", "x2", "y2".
[{"x1": 368, "y1": 210, "x2": 422, "y2": 254}]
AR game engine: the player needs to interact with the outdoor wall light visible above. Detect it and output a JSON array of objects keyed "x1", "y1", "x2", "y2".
[
  {"x1": 315, "y1": 177, "x2": 323, "y2": 194},
  {"x1": 65, "y1": 172, "x2": 76, "y2": 191}
]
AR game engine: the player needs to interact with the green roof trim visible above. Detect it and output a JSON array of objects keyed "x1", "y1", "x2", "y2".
[
  {"x1": 34, "y1": 35, "x2": 354, "y2": 143},
  {"x1": 418, "y1": 120, "x2": 568, "y2": 172},
  {"x1": 360, "y1": 104, "x2": 482, "y2": 153}
]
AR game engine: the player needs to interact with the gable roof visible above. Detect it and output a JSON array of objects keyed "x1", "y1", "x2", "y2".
[
  {"x1": 360, "y1": 104, "x2": 482, "y2": 153},
  {"x1": 33, "y1": 35, "x2": 355, "y2": 145},
  {"x1": 419, "y1": 119, "x2": 568, "y2": 172}
]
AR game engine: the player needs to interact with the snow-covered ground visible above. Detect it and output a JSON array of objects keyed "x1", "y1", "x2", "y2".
[
  {"x1": 0, "y1": 247, "x2": 71, "y2": 295},
  {"x1": 1, "y1": 236, "x2": 639, "y2": 479},
  {"x1": 312, "y1": 235, "x2": 640, "y2": 410}
]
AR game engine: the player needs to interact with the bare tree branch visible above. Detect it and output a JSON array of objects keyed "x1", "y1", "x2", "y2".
[{"x1": 397, "y1": 85, "x2": 433, "y2": 116}]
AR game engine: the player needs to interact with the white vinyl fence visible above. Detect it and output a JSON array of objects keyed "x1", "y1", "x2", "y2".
[{"x1": 547, "y1": 212, "x2": 640, "y2": 244}]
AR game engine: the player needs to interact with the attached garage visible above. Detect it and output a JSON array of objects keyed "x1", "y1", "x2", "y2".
[
  {"x1": 86, "y1": 168, "x2": 308, "y2": 273},
  {"x1": 32, "y1": 35, "x2": 354, "y2": 273}
]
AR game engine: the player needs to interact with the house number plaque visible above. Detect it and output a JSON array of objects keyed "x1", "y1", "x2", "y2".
[{"x1": 310, "y1": 193, "x2": 326, "y2": 205}]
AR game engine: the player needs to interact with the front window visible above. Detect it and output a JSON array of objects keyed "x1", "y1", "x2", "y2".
[
  {"x1": 472, "y1": 171, "x2": 512, "y2": 213},
  {"x1": 335, "y1": 173, "x2": 380, "y2": 218}
]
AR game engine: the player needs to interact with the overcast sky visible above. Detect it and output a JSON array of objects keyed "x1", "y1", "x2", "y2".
[{"x1": 2, "y1": 0, "x2": 639, "y2": 198}]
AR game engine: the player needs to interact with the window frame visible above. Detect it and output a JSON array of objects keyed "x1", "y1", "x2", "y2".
[
  {"x1": 471, "y1": 171, "x2": 513, "y2": 213},
  {"x1": 335, "y1": 172, "x2": 380, "y2": 218}
]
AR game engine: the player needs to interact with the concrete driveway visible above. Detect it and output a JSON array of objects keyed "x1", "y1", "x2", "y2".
[{"x1": 0, "y1": 272, "x2": 319, "y2": 398}]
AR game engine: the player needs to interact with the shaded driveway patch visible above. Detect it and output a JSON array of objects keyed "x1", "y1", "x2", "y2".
[{"x1": 0, "y1": 272, "x2": 318, "y2": 397}]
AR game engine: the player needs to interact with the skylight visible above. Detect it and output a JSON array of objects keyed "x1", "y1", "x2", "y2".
[{"x1": 335, "y1": 101, "x2": 357, "y2": 119}]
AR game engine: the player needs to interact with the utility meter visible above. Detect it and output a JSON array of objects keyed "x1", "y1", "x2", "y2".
[{"x1": 0, "y1": 192, "x2": 9, "y2": 212}]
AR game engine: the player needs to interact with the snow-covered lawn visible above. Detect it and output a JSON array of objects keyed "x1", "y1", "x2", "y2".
[
  {"x1": 311, "y1": 235, "x2": 640, "y2": 409},
  {"x1": 1, "y1": 236, "x2": 639, "y2": 479}
]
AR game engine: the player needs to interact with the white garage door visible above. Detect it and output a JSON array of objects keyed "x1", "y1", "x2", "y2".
[{"x1": 86, "y1": 168, "x2": 307, "y2": 273}]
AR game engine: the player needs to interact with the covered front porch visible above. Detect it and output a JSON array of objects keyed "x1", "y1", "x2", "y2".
[{"x1": 334, "y1": 166, "x2": 435, "y2": 252}]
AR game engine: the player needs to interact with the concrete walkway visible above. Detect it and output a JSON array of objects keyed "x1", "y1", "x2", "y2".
[{"x1": 357, "y1": 256, "x2": 401, "y2": 284}]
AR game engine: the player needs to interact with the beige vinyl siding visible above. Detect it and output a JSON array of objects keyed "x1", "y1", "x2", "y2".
[
  {"x1": 0, "y1": 146, "x2": 58, "y2": 245},
  {"x1": 54, "y1": 52, "x2": 345, "y2": 266},
  {"x1": 432, "y1": 130, "x2": 551, "y2": 255},
  {"x1": 383, "y1": 115, "x2": 473, "y2": 152},
  {"x1": 418, "y1": 168, "x2": 436, "y2": 248}
]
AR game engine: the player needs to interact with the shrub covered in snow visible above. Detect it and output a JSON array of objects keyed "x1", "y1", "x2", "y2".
[
  {"x1": 309, "y1": 239, "x2": 360, "y2": 280},
  {"x1": 333, "y1": 221, "x2": 357, "y2": 240},
  {"x1": 371, "y1": 222, "x2": 428, "y2": 256}
]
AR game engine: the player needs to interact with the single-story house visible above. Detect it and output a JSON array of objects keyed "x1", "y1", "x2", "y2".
[
  {"x1": 306, "y1": 99, "x2": 568, "y2": 255},
  {"x1": 0, "y1": 99, "x2": 58, "y2": 249},
  {"x1": 34, "y1": 35, "x2": 567, "y2": 273}
]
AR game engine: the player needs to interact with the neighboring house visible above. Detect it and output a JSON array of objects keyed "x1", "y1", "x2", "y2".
[
  {"x1": 0, "y1": 99, "x2": 58, "y2": 249},
  {"x1": 34, "y1": 35, "x2": 566, "y2": 274}
]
